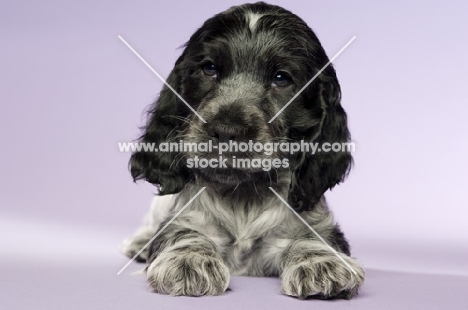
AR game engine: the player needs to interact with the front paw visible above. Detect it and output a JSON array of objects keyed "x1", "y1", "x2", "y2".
[
  {"x1": 146, "y1": 250, "x2": 230, "y2": 296},
  {"x1": 281, "y1": 254, "x2": 365, "y2": 299}
]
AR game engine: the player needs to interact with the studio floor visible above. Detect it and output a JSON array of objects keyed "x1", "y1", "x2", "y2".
[
  {"x1": 1, "y1": 217, "x2": 467, "y2": 310},
  {"x1": 2, "y1": 260, "x2": 468, "y2": 310}
]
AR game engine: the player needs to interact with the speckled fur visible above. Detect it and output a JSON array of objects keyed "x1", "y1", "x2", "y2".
[{"x1": 123, "y1": 2, "x2": 365, "y2": 299}]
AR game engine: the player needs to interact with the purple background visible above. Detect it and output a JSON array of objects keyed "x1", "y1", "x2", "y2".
[{"x1": 1, "y1": 0, "x2": 468, "y2": 309}]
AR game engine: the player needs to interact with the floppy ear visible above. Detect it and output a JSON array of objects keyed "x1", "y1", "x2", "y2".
[
  {"x1": 129, "y1": 56, "x2": 192, "y2": 195},
  {"x1": 290, "y1": 65, "x2": 352, "y2": 211}
]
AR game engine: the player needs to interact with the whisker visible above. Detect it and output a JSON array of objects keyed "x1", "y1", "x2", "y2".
[{"x1": 252, "y1": 179, "x2": 260, "y2": 197}]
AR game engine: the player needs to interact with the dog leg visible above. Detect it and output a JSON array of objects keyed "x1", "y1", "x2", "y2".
[{"x1": 120, "y1": 195, "x2": 175, "y2": 262}]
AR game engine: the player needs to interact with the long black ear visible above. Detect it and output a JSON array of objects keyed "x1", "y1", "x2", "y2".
[
  {"x1": 290, "y1": 65, "x2": 352, "y2": 211},
  {"x1": 129, "y1": 56, "x2": 191, "y2": 195}
]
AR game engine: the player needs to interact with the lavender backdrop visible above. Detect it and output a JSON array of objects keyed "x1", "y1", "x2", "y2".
[{"x1": 1, "y1": 0, "x2": 467, "y2": 290}]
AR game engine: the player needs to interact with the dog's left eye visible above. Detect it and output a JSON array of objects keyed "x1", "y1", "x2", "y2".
[
  {"x1": 203, "y1": 63, "x2": 218, "y2": 77},
  {"x1": 272, "y1": 72, "x2": 292, "y2": 87}
]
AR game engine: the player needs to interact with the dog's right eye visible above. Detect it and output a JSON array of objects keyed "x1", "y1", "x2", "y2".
[
  {"x1": 272, "y1": 71, "x2": 292, "y2": 88},
  {"x1": 203, "y1": 63, "x2": 218, "y2": 77}
]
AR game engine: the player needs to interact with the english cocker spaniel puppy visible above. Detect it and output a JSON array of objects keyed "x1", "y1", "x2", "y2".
[{"x1": 122, "y1": 2, "x2": 364, "y2": 299}]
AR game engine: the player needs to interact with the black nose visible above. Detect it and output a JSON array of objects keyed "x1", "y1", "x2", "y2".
[{"x1": 207, "y1": 124, "x2": 246, "y2": 143}]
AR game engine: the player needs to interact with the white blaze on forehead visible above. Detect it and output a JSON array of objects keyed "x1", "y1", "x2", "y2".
[{"x1": 246, "y1": 12, "x2": 263, "y2": 31}]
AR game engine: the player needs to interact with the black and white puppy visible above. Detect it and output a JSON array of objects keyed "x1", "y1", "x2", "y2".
[{"x1": 122, "y1": 2, "x2": 364, "y2": 299}]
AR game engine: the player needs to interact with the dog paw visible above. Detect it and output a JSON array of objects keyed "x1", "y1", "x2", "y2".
[
  {"x1": 146, "y1": 250, "x2": 230, "y2": 296},
  {"x1": 281, "y1": 254, "x2": 364, "y2": 299}
]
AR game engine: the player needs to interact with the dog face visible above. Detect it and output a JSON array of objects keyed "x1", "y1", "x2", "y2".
[{"x1": 130, "y1": 2, "x2": 352, "y2": 210}]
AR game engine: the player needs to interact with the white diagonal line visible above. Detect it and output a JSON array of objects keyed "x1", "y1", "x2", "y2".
[
  {"x1": 268, "y1": 36, "x2": 356, "y2": 123},
  {"x1": 118, "y1": 35, "x2": 207, "y2": 123},
  {"x1": 268, "y1": 187, "x2": 358, "y2": 275},
  {"x1": 117, "y1": 187, "x2": 206, "y2": 275}
]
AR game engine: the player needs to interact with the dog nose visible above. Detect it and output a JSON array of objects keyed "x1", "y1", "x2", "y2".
[{"x1": 208, "y1": 124, "x2": 246, "y2": 143}]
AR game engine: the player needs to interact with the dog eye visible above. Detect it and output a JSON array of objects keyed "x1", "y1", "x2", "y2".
[
  {"x1": 272, "y1": 72, "x2": 292, "y2": 87},
  {"x1": 203, "y1": 63, "x2": 218, "y2": 77}
]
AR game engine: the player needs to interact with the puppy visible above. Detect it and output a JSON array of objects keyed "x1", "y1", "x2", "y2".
[{"x1": 122, "y1": 2, "x2": 364, "y2": 299}]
